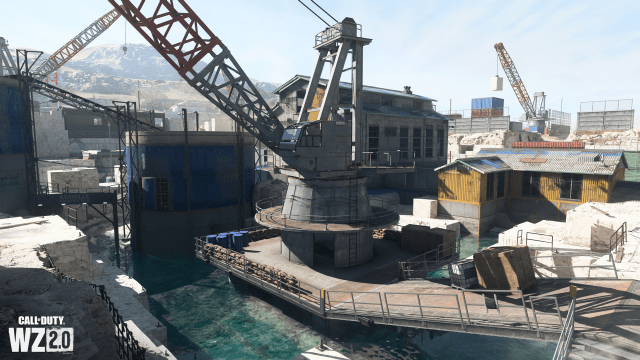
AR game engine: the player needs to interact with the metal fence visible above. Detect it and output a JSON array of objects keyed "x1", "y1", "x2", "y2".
[
  {"x1": 610, "y1": 221, "x2": 627, "y2": 252},
  {"x1": 580, "y1": 99, "x2": 633, "y2": 112},
  {"x1": 400, "y1": 238, "x2": 461, "y2": 280},
  {"x1": 552, "y1": 288, "x2": 577, "y2": 360},
  {"x1": 40, "y1": 246, "x2": 146, "y2": 360},
  {"x1": 254, "y1": 195, "x2": 399, "y2": 231}
]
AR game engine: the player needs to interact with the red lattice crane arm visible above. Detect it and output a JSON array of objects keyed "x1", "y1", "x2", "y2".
[
  {"x1": 108, "y1": 0, "x2": 284, "y2": 149},
  {"x1": 33, "y1": 9, "x2": 121, "y2": 77},
  {"x1": 494, "y1": 43, "x2": 536, "y2": 118}
]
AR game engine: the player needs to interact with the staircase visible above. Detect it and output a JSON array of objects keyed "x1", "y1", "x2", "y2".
[{"x1": 569, "y1": 337, "x2": 640, "y2": 360}]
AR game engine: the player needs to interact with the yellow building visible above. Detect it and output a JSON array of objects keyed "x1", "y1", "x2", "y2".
[{"x1": 434, "y1": 148, "x2": 629, "y2": 234}]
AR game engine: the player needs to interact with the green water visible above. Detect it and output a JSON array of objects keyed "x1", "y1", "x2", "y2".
[{"x1": 124, "y1": 234, "x2": 556, "y2": 360}]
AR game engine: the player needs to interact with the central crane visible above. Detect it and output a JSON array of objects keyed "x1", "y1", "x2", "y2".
[{"x1": 109, "y1": 0, "x2": 397, "y2": 267}]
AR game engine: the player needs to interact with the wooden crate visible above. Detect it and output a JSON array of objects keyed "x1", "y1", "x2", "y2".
[
  {"x1": 472, "y1": 246, "x2": 536, "y2": 291},
  {"x1": 401, "y1": 225, "x2": 456, "y2": 255}
]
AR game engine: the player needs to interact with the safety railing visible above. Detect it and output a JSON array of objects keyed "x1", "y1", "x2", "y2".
[
  {"x1": 532, "y1": 253, "x2": 619, "y2": 280},
  {"x1": 384, "y1": 292, "x2": 466, "y2": 329},
  {"x1": 315, "y1": 21, "x2": 362, "y2": 46},
  {"x1": 610, "y1": 222, "x2": 627, "y2": 252},
  {"x1": 400, "y1": 238, "x2": 461, "y2": 280},
  {"x1": 254, "y1": 195, "x2": 399, "y2": 231},
  {"x1": 441, "y1": 107, "x2": 511, "y2": 118},
  {"x1": 525, "y1": 232, "x2": 554, "y2": 251},
  {"x1": 40, "y1": 246, "x2": 146, "y2": 360},
  {"x1": 360, "y1": 151, "x2": 416, "y2": 168},
  {"x1": 552, "y1": 287, "x2": 578, "y2": 360},
  {"x1": 195, "y1": 236, "x2": 323, "y2": 310},
  {"x1": 324, "y1": 288, "x2": 564, "y2": 335}
]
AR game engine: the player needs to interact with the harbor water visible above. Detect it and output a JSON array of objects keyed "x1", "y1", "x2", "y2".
[{"x1": 121, "y1": 233, "x2": 556, "y2": 359}]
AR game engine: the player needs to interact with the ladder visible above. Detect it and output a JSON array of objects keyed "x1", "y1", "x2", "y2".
[{"x1": 348, "y1": 177, "x2": 358, "y2": 266}]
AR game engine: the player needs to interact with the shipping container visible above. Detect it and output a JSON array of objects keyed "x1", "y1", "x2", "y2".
[{"x1": 471, "y1": 97, "x2": 504, "y2": 110}]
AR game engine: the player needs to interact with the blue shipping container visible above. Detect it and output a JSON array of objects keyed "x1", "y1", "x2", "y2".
[
  {"x1": 471, "y1": 97, "x2": 504, "y2": 109},
  {"x1": 529, "y1": 126, "x2": 538, "y2": 133}
]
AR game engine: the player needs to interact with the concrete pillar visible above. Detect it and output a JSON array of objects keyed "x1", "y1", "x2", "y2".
[
  {"x1": 280, "y1": 231, "x2": 314, "y2": 267},
  {"x1": 334, "y1": 230, "x2": 373, "y2": 267}
]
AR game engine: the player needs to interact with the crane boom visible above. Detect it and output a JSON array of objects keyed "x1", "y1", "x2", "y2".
[
  {"x1": 32, "y1": 9, "x2": 121, "y2": 78},
  {"x1": 107, "y1": 0, "x2": 284, "y2": 150},
  {"x1": 494, "y1": 43, "x2": 536, "y2": 119}
]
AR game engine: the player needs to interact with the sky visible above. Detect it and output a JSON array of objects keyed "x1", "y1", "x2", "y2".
[{"x1": 3, "y1": 0, "x2": 640, "y2": 127}]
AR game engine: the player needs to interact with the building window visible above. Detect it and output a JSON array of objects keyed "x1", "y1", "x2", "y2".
[
  {"x1": 560, "y1": 173, "x2": 582, "y2": 200},
  {"x1": 296, "y1": 90, "x2": 305, "y2": 98},
  {"x1": 413, "y1": 127, "x2": 421, "y2": 159},
  {"x1": 156, "y1": 178, "x2": 169, "y2": 211},
  {"x1": 521, "y1": 171, "x2": 541, "y2": 197},
  {"x1": 382, "y1": 97, "x2": 393, "y2": 106},
  {"x1": 263, "y1": 149, "x2": 268, "y2": 164},
  {"x1": 94, "y1": 117, "x2": 102, "y2": 126},
  {"x1": 497, "y1": 172, "x2": 505, "y2": 197},
  {"x1": 437, "y1": 128, "x2": 445, "y2": 157},
  {"x1": 486, "y1": 173, "x2": 495, "y2": 201},
  {"x1": 425, "y1": 125, "x2": 434, "y2": 158},
  {"x1": 369, "y1": 125, "x2": 379, "y2": 160},
  {"x1": 400, "y1": 127, "x2": 409, "y2": 159},
  {"x1": 384, "y1": 127, "x2": 397, "y2": 137}
]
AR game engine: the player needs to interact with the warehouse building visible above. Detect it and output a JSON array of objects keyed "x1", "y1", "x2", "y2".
[
  {"x1": 271, "y1": 75, "x2": 450, "y2": 198},
  {"x1": 434, "y1": 148, "x2": 629, "y2": 234}
]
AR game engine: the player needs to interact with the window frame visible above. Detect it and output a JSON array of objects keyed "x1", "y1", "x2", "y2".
[
  {"x1": 413, "y1": 127, "x2": 421, "y2": 159},
  {"x1": 425, "y1": 125, "x2": 434, "y2": 158},
  {"x1": 560, "y1": 173, "x2": 583, "y2": 201},
  {"x1": 368, "y1": 125, "x2": 379, "y2": 160},
  {"x1": 486, "y1": 173, "x2": 495, "y2": 201},
  {"x1": 497, "y1": 172, "x2": 505, "y2": 198},
  {"x1": 399, "y1": 127, "x2": 409, "y2": 159},
  {"x1": 521, "y1": 171, "x2": 541, "y2": 197}
]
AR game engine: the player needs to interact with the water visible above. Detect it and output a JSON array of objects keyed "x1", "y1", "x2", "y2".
[{"x1": 123, "y1": 234, "x2": 556, "y2": 359}]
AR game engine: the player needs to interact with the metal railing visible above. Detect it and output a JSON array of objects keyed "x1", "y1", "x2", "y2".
[
  {"x1": 324, "y1": 288, "x2": 564, "y2": 334},
  {"x1": 580, "y1": 99, "x2": 633, "y2": 112},
  {"x1": 552, "y1": 287, "x2": 577, "y2": 360},
  {"x1": 610, "y1": 221, "x2": 627, "y2": 252},
  {"x1": 526, "y1": 232, "x2": 554, "y2": 251},
  {"x1": 195, "y1": 236, "x2": 323, "y2": 310},
  {"x1": 400, "y1": 238, "x2": 462, "y2": 280},
  {"x1": 532, "y1": 253, "x2": 619, "y2": 280},
  {"x1": 441, "y1": 107, "x2": 510, "y2": 118},
  {"x1": 254, "y1": 195, "x2": 399, "y2": 231},
  {"x1": 66, "y1": 206, "x2": 78, "y2": 229},
  {"x1": 361, "y1": 150, "x2": 416, "y2": 168},
  {"x1": 40, "y1": 246, "x2": 146, "y2": 360},
  {"x1": 315, "y1": 21, "x2": 362, "y2": 46}
]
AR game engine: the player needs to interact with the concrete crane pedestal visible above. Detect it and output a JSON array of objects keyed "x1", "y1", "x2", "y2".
[{"x1": 256, "y1": 176, "x2": 398, "y2": 268}]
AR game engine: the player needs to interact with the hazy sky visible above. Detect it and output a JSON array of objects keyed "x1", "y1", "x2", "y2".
[{"x1": 3, "y1": 0, "x2": 639, "y2": 126}]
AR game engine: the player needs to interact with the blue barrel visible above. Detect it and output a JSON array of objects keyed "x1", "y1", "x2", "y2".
[
  {"x1": 217, "y1": 233, "x2": 229, "y2": 248},
  {"x1": 232, "y1": 234, "x2": 244, "y2": 252},
  {"x1": 206, "y1": 235, "x2": 217, "y2": 245},
  {"x1": 240, "y1": 231, "x2": 249, "y2": 247}
]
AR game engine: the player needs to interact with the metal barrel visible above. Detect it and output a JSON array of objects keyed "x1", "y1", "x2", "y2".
[
  {"x1": 233, "y1": 233, "x2": 244, "y2": 252},
  {"x1": 240, "y1": 230, "x2": 249, "y2": 246},
  {"x1": 217, "y1": 233, "x2": 229, "y2": 248},
  {"x1": 206, "y1": 235, "x2": 217, "y2": 244}
]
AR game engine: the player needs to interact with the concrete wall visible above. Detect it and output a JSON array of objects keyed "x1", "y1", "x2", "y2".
[
  {"x1": 47, "y1": 168, "x2": 100, "y2": 193},
  {"x1": 38, "y1": 159, "x2": 97, "y2": 188},
  {"x1": 507, "y1": 197, "x2": 580, "y2": 224},
  {"x1": 449, "y1": 116, "x2": 511, "y2": 134},
  {"x1": 34, "y1": 110, "x2": 69, "y2": 159},
  {"x1": 577, "y1": 110, "x2": 634, "y2": 131},
  {"x1": 0, "y1": 154, "x2": 28, "y2": 213},
  {"x1": 69, "y1": 138, "x2": 120, "y2": 156},
  {"x1": 280, "y1": 231, "x2": 314, "y2": 267},
  {"x1": 138, "y1": 203, "x2": 251, "y2": 256}
]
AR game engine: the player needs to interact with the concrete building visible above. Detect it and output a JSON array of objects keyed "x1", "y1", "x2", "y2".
[
  {"x1": 272, "y1": 75, "x2": 450, "y2": 198},
  {"x1": 435, "y1": 148, "x2": 629, "y2": 234},
  {"x1": 127, "y1": 131, "x2": 254, "y2": 256}
]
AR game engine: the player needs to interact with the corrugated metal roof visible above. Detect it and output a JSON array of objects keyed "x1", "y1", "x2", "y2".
[
  {"x1": 476, "y1": 148, "x2": 627, "y2": 175},
  {"x1": 434, "y1": 156, "x2": 512, "y2": 174},
  {"x1": 273, "y1": 75, "x2": 437, "y2": 101}
]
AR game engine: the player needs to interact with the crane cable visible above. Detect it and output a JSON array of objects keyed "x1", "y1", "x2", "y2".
[{"x1": 297, "y1": 0, "x2": 339, "y2": 27}]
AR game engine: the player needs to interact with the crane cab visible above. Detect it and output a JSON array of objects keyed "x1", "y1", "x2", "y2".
[{"x1": 278, "y1": 120, "x2": 351, "y2": 173}]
